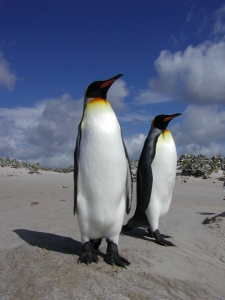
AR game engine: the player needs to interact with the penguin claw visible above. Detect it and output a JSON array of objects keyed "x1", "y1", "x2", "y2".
[
  {"x1": 147, "y1": 229, "x2": 171, "y2": 239},
  {"x1": 153, "y1": 229, "x2": 175, "y2": 246},
  {"x1": 78, "y1": 241, "x2": 98, "y2": 265},
  {"x1": 78, "y1": 252, "x2": 98, "y2": 265},
  {"x1": 105, "y1": 253, "x2": 130, "y2": 267},
  {"x1": 105, "y1": 241, "x2": 130, "y2": 268},
  {"x1": 161, "y1": 234, "x2": 171, "y2": 239},
  {"x1": 155, "y1": 239, "x2": 175, "y2": 247}
]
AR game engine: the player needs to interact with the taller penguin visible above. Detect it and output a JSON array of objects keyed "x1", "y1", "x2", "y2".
[
  {"x1": 74, "y1": 74, "x2": 132, "y2": 266},
  {"x1": 122, "y1": 113, "x2": 181, "y2": 246}
]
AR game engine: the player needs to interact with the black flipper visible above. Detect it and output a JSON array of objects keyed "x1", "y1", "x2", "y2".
[
  {"x1": 122, "y1": 129, "x2": 160, "y2": 230},
  {"x1": 104, "y1": 241, "x2": 130, "y2": 267},
  {"x1": 74, "y1": 122, "x2": 82, "y2": 215},
  {"x1": 152, "y1": 229, "x2": 175, "y2": 246},
  {"x1": 78, "y1": 241, "x2": 98, "y2": 265},
  {"x1": 137, "y1": 149, "x2": 153, "y2": 213},
  {"x1": 121, "y1": 132, "x2": 133, "y2": 214}
]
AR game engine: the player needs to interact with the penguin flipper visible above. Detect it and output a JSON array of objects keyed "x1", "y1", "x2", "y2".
[
  {"x1": 121, "y1": 133, "x2": 133, "y2": 214},
  {"x1": 74, "y1": 122, "x2": 82, "y2": 215},
  {"x1": 122, "y1": 135, "x2": 157, "y2": 230},
  {"x1": 137, "y1": 153, "x2": 153, "y2": 213}
]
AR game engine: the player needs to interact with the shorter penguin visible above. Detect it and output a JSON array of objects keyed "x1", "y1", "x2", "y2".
[{"x1": 122, "y1": 113, "x2": 181, "y2": 246}]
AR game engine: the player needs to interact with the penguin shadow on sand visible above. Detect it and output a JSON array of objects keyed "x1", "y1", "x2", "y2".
[
  {"x1": 14, "y1": 229, "x2": 107, "y2": 261},
  {"x1": 120, "y1": 227, "x2": 170, "y2": 245},
  {"x1": 14, "y1": 229, "x2": 82, "y2": 257}
]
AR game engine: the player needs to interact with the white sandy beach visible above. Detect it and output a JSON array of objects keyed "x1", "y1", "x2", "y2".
[{"x1": 0, "y1": 166, "x2": 225, "y2": 299}]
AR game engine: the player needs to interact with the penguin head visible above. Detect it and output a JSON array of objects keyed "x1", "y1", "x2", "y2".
[
  {"x1": 152, "y1": 113, "x2": 181, "y2": 130},
  {"x1": 84, "y1": 74, "x2": 123, "y2": 106}
]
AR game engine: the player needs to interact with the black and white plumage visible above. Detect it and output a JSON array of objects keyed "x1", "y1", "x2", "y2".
[
  {"x1": 122, "y1": 113, "x2": 181, "y2": 246},
  {"x1": 74, "y1": 74, "x2": 132, "y2": 266}
]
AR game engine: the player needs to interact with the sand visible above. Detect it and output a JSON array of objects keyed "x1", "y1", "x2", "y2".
[{"x1": 0, "y1": 166, "x2": 225, "y2": 299}]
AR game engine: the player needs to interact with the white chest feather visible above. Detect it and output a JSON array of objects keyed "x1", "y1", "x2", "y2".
[
  {"x1": 150, "y1": 130, "x2": 177, "y2": 215},
  {"x1": 78, "y1": 100, "x2": 127, "y2": 206}
]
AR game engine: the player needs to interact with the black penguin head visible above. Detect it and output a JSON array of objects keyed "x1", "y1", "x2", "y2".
[
  {"x1": 153, "y1": 113, "x2": 181, "y2": 130},
  {"x1": 84, "y1": 74, "x2": 123, "y2": 100}
]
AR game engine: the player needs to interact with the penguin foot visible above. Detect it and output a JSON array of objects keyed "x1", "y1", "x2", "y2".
[
  {"x1": 104, "y1": 241, "x2": 130, "y2": 268},
  {"x1": 121, "y1": 223, "x2": 133, "y2": 232},
  {"x1": 147, "y1": 229, "x2": 171, "y2": 239},
  {"x1": 90, "y1": 238, "x2": 102, "y2": 250},
  {"x1": 152, "y1": 229, "x2": 175, "y2": 246},
  {"x1": 78, "y1": 241, "x2": 98, "y2": 265},
  {"x1": 121, "y1": 213, "x2": 150, "y2": 233}
]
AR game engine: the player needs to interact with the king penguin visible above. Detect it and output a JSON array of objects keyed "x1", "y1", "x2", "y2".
[
  {"x1": 122, "y1": 113, "x2": 181, "y2": 246},
  {"x1": 74, "y1": 74, "x2": 132, "y2": 266}
]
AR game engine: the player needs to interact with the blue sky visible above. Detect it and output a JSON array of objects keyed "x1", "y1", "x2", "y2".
[{"x1": 1, "y1": 0, "x2": 225, "y2": 167}]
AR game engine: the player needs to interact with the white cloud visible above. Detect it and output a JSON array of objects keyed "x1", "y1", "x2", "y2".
[
  {"x1": 171, "y1": 104, "x2": 225, "y2": 157},
  {"x1": 0, "y1": 102, "x2": 46, "y2": 129},
  {"x1": 2, "y1": 95, "x2": 224, "y2": 166},
  {"x1": 0, "y1": 83, "x2": 130, "y2": 167},
  {"x1": 123, "y1": 104, "x2": 225, "y2": 160},
  {"x1": 213, "y1": 4, "x2": 225, "y2": 36},
  {"x1": 151, "y1": 41, "x2": 225, "y2": 103},
  {"x1": 0, "y1": 94, "x2": 83, "y2": 167},
  {"x1": 136, "y1": 39, "x2": 225, "y2": 105},
  {"x1": 119, "y1": 110, "x2": 152, "y2": 124},
  {"x1": 107, "y1": 79, "x2": 129, "y2": 111},
  {"x1": 134, "y1": 89, "x2": 172, "y2": 104},
  {"x1": 0, "y1": 52, "x2": 17, "y2": 90},
  {"x1": 124, "y1": 133, "x2": 146, "y2": 160},
  {"x1": 177, "y1": 142, "x2": 225, "y2": 158}
]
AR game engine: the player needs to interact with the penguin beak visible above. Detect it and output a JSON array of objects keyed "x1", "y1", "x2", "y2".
[
  {"x1": 84, "y1": 74, "x2": 124, "y2": 102},
  {"x1": 164, "y1": 113, "x2": 181, "y2": 122},
  {"x1": 100, "y1": 74, "x2": 123, "y2": 89}
]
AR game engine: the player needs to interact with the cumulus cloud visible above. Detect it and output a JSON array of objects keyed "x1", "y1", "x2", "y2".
[
  {"x1": 136, "y1": 40, "x2": 225, "y2": 105},
  {"x1": 124, "y1": 133, "x2": 146, "y2": 160},
  {"x1": 0, "y1": 82, "x2": 130, "y2": 167},
  {"x1": 0, "y1": 52, "x2": 17, "y2": 90},
  {"x1": 171, "y1": 104, "x2": 225, "y2": 157},
  {"x1": 119, "y1": 110, "x2": 152, "y2": 124},
  {"x1": 123, "y1": 104, "x2": 225, "y2": 160},
  {"x1": 0, "y1": 94, "x2": 83, "y2": 167},
  {"x1": 152, "y1": 41, "x2": 225, "y2": 103},
  {"x1": 107, "y1": 79, "x2": 129, "y2": 111},
  {"x1": 134, "y1": 89, "x2": 172, "y2": 104}
]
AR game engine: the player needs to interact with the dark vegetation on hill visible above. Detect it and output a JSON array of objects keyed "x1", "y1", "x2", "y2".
[{"x1": 1, "y1": 154, "x2": 225, "y2": 180}]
